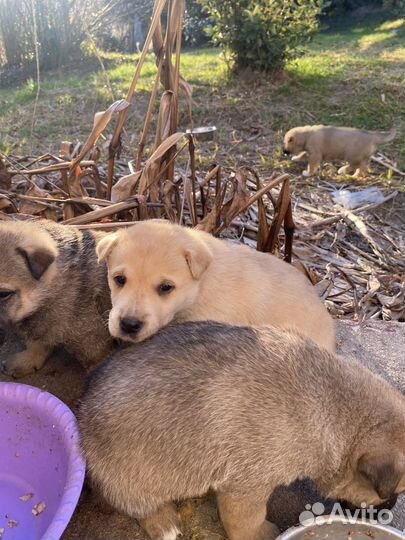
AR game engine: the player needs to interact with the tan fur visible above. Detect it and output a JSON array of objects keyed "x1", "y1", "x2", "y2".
[
  {"x1": 97, "y1": 220, "x2": 335, "y2": 352},
  {"x1": 284, "y1": 125, "x2": 396, "y2": 177},
  {"x1": 0, "y1": 220, "x2": 113, "y2": 377},
  {"x1": 79, "y1": 322, "x2": 405, "y2": 540}
]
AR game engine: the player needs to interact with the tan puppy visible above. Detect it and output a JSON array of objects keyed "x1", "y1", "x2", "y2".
[
  {"x1": 96, "y1": 220, "x2": 335, "y2": 352},
  {"x1": 0, "y1": 220, "x2": 113, "y2": 377},
  {"x1": 79, "y1": 322, "x2": 405, "y2": 540},
  {"x1": 284, "y1": 125, "x2": 396, "y2": 177}
]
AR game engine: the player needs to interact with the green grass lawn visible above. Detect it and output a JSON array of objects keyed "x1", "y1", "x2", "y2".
[{"x1": 1, "y1": 11, "x2": 404, "y2": 173}]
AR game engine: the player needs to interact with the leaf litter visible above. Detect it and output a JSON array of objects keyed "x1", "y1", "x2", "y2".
[{"x1": 0, "y1": 0, "x2": 404, "y2": 325}]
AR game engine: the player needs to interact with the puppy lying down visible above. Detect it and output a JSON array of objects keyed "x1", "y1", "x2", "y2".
[
  {"x1": 0, "y1": 220, "x2": 113, "y2": 377},
  {"x1": 79, "y1": 321, "x2": 405, "y2": 540},
  {"x1": 97, "y1": 219, "x2": 336, "y2": 352},
  {"x1": 284, "y1": 125, "x2": 396, "y2": 177}
]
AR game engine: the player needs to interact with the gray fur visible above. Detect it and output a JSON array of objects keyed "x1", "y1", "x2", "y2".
[
  {"x1": 79, "y1": 321, "x2": 405, "y2": 540},
  {"x1": 0, "y1": 220, "x2": 113, "y2": 376}
]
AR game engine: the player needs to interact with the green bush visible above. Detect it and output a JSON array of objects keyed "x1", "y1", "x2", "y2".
[
  {"x1": 383, "y1": 0, "x2": 405, "y2": 14},
  {"x1": 199, "y1": 0, "x2": 324, "y2": 73},
  {"x1": 184, "y1": 0, "x2": 213, "y2": 46}
]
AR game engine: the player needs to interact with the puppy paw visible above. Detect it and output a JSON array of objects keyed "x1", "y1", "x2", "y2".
[
  {"x1": 291, "y1": 152, "x2": 307, "y2": 162},
  {"x1": 2, "y1": 355, "x2": 37, "y2": 378},
  {"x1": 338, "y1": 165, "x2": 354, "y2": 175},
  {"x1": 1, "y1": 345, "x2": 48, "y2": 378},
  {"x1": 161, "y1": 526, "x2": 182, "y2": 540},
  {"x1": 140, "y1": 503, "x2": 182, "y2": 540},
  {"x1": 145, "y1": 522, "x2": 182, "y2": 540},
  {"x1": 256, "y1": 520, "x2": 280, "y2": 540},
  {"x1": 302, "y1": 170, "x2": 312, "y2": 177}
]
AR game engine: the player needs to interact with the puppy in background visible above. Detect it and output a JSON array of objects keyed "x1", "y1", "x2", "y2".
[
  {"x1": 96, "y1": 219, "x2": 336, "y2": 352},
  {"x1": 284, "y1": 125, "x2": 396, "y2": 177},
  {"x1": 0, "y1": 220, "x2": 113, "y2": 377},
  {"x1": 80, "y1": 321, "x2": 405, "y2": 540}
]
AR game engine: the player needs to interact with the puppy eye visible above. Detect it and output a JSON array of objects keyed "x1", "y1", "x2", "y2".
[
  {"x1": 288, "y1": 137, "x2": 294, "y2": 143},
  {"x1": 114, "y1": 275, "x2": 126, "y2": 288},
  {"x1": 0, "y1": 290, "x2": 15, "y2": 301},
  {"x1": 157, "y1": 283, "x2": 175, "y2": 296}
]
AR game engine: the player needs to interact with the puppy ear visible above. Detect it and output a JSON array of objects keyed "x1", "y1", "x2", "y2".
[
  {"x1": 96, "y1": 233, "x2": 119, "y2": 263},
  {"x1": 358, "y1": 453, "x2": 405, "y2": 500},
  {"x1": 17, "y1": 246, "x2": 56, "y2": 280},
  {"x1": 184, "y1": 238, "x2": 213, "y2": 279}
]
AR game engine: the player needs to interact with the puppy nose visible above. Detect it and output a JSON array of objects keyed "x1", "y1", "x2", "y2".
[
  {"x1": 283, "y1": 148, "x2": 290, "y2": 155},
  {"x1": 120, "y1": 317, "x2": 143, "y2": 335}
]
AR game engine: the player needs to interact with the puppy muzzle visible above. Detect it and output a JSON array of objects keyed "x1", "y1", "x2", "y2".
[
  {"x1": 283, "y1": 148, "x2": 291, "y2": 156},
  {"x1": 120, "y1": 317, "x2": 144, "y2": 336}
]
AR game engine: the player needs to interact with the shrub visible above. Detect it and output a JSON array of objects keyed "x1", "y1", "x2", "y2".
[
  {"x1": 184, "y1": 0, "x2": 213, "y2": 47},
  {"x1": 383, "y1": 0, "x2": 405, "y2": 14},
  {"x1": 199, "y1": 0, "x2": 324, "y2": 73}
]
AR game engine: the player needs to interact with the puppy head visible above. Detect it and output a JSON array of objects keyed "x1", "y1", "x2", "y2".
[
  {"x1": 283, "y1": 127, "x2": 307, "y2": 155},
  {"x1": 0, "y1": 222, "x2": 58, "y2": 328},
  {"x1": 97, "y1": 220, "x2": 213, "y2": 343},
  {"x1": 328, "y1": 407, "x2": 405, "y2": 507}
]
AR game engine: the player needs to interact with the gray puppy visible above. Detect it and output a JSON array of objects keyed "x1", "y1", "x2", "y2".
[
  {"x1": 0, "y1": 220, "x2": 113, "y2": 377},
  {"x1": 79, "y1": 322, "x2": 405, "y2": 540}
]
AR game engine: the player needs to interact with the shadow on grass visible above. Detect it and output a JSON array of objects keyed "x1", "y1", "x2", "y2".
[{"x1": 318, "y1": 11, "x2": 405, "y2": 54}]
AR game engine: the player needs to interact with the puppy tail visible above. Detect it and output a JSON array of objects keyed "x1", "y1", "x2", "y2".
[{"x1": 372, "y1": 128, "x2": 396, "y2": 145}]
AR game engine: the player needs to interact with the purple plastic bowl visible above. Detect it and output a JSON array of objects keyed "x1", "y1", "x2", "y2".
[{"x1": 0, "y1": 382, "x2": 85, "y2": 540}]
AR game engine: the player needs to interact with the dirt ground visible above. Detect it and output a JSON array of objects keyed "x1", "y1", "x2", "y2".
[{"x1": 1, "y1": 319, "x2": 405, "y2": 539}]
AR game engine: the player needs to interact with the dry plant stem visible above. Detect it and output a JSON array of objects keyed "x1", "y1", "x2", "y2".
[
  {"x1": 107, "y1": 0, "x2": 169, "y2": 191},
  {"x1": 264, "y1": 179, "x2": 291, "y2": 254},
  {"x1": 13, "y1": 194, "x2": 113, "y2": 206},
  {"x1": 215, "y1": 173, "x2": 290, "y2": 235},
  {"x1": 30, "y1": 0, "x2": 40, "y2": 154},
  {"x1": 150, "y1": 141, "x2": 189, "y2": 188},
  {"x1": 215, "y1": 166, "x2": 223, "y2": 230},
  {"x1": 199, "y1": 164, "x2": 221, "y2": 217},
  {"x1": 283, "y1": 201, "x2": 294, "y2": 263},
  {"x1": 371, "y1": 155, "x2": 405, "y2": 176},
  {"x1": 73, "y1": 222, "x2": 145, "y2": 231},
  {"x1": 62, "y1": 198, "x2": 160, "y2": 225},
  {"x1": 17, "y1": 153, "x2": 64, "y2": 168},
  {"x1": 136, "y1": 55, "x2": 165, "y2": 170},
  {"x1": 7, "y1": 161, "x2": 97, "y2": 177},
  {"x1": 61, "y1": 169, "x2": 71, "y2": 197},
  {"x1": 249, "y1": 166, "x2": 268, "y2": 251},
  {"x1": 329, "y1": 263, "x2": 360, "y2": 320},
  {"x1": 163, "y1": 0, "x2": 183, "y2": 183},
  {"x1": 188, "y1": 135, "x2": 197, "y2": 225}
]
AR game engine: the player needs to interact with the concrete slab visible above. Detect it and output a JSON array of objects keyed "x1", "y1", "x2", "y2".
[{"x1": 1, "y1": 320, "x2": 404, "y2": 538}]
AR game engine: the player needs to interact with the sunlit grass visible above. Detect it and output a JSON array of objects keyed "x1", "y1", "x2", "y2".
[{"x1": 1, "y1": 12, "x2": 404, "y2": 166}]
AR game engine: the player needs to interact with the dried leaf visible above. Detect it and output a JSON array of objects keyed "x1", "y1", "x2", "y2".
[
  {"x1": 111, "y1": 171, "x2": 142, "y2": 203},
  {"x1": 155, "y1": 91, "x2": 174, "y2": 149},
  {"x1": 72, "y1": 99, "x2": 130, "y2": 168},
  {"x1": 0, "y1": 194, "x2": 14, "y2": 213},
  {"x1": 0, "y1": 157, "x2": 12, "y2": 189},
  {"x1": 19, "y1": 185, "x2": 50, "y2": 215}
]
